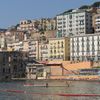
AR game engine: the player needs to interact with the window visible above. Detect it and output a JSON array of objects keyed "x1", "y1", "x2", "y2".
[
  {"x1": 61, "y1": 55, "x2": 64, "y2": 58},
  {"x1": 3, "y1": 68, "x2": 5, "y2": 73},
  {"x1": 54, "y1": 50, "x2": 56, "y2": 53},
  {"x1": 50, "y1": 50, "x2": 53, "y2": 53},
  {"x1": 8, "y1": 68, "x2": 10, "y2": 73},
  {"x1": 61, "y1": 50, "x2": 63, "y2": 53},
  {"x1": 61, "y1": 41, "x2": 64, "y2": 48},
  {"x1": 29, "y1": 68, "x2": 31, "y2": 72},
  {"x1": 69, "y1": 15, "x2": 72, "y2": 19}
]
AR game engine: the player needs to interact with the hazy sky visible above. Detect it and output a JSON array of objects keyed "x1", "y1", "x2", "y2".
[{"x1": 0, "y1": 0, "x2": 99, "y2": 28}]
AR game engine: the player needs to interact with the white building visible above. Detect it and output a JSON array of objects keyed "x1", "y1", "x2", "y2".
[
  {"x1": 57, "y1": 9, "x2": 93, "y2": 36},
  {"x1": 7, "y1": 41, "x2": 23, "y2": 51},
  {"x1": 26, "y1": 63, "x2": 45, "y2": 79},
  {"x1": 17, "y1": 20, "x2": 36, "y2": 31},
  {"x1": 39, "y1": 42, "x2": 49, "y2": 61},
  {"x1": 93, "y1": 13, "x2": 100, "y2": 33},
  {"x1": 28, "y1": 39, "x2": 39, "y2": 60},
  {"x1": 70, "y1": 33, "x2": 100, "y2": 61}
]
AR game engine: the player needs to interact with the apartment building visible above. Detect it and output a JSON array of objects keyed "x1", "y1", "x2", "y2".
[
  {"x1": 39, "y1": 42, "x2": 49, "y2": 61},
  {"x1": 17, "y1": 20, "x2": 37, "y2": 31},
  {"x1": 17, "y1": 18, "x2": 56, "y2": 32},
  {"x1": 0, "y1": 51, "x2": 27, "y2": 80},
  {"x1": 70, "y1": 34, "x2": 100, "y2": 62},
  {"x1": 7, "y1": 39, "x2": 30, "y2": 52},
  {"x1": 57, "y1": 9, "x2": 93, "y2": 36},
  {"x1": 93, "y1": 12, "x2": 100, "y2": 33},
  {"x1": 13, "y1": 41, "x2": 23, "y2": 51},
  {"x1": 7, "y1": 38, "x2": 39, "y2": 60},
  {"x1": 5, "y1": 30, "x2": 25, "y2": 42},
  {"x1": 38, "y1": 18, "x2": 56, "y2": 31},
  {"x1": 28, "y1": 39, "x2": 39, "y2": 60},
  {"x1": 6, "y1": 31, "x2": 29, "y2": 52},
  {"x1": 7, "y1": 41, "x2": 21, "y2": 51},
  {"x1": 49, "y1": 37, "x2": 70, "y2": 61}
]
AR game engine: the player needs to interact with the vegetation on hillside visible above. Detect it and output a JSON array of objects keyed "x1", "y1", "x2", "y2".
[{"x1": 79, "y1": 1, "x2": 100, "y2": 9}]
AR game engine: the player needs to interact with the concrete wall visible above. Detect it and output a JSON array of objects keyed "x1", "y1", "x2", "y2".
[{"x1": 48, "y1": 61, "x2": 92, "y2": 79}]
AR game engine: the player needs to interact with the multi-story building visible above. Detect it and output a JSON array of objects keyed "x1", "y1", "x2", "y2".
[
  {"x1": 7, "y1": 40, "x2": 29, "y2": 52},
  {"x1": 38, "y1": 18, "x2": 56, "y2": 31},
  {"x1": 49, "y1": 37, "x2": 70, "y2": 61},
  {"x1": 13, "y1": 41, "x2": 23, "y2": 51},
  {"x1": 5, "y1": 30, "x2": 25, "y2": 42},
  {"x1": 93, "y1": 12, "x2": 100, "y2": 33},
  {"x1": 17, "y1": 20, "x2": 37, "y2": 31},
  {"x1": 70, "y1": 34, "x2": 100, "y2": 62},
  {"x1": 0, "y1": 51, "x2": 27, "y2": 80},
  {"x1": 17, "y1": 18, "x2": 56, "y2": 32},
  {"x1": 6, "y1": 31, "x2": 29, "y2": 52},
  {"x1": 39, "y1": 42, "x2": 49, "y2": 61},
  {"x1": 7, "y1": 41, "x2": 24, "y2": 51},
  {"x1": 28, "y1": 39, "x2": 39, "y2": 60},
  {"x1": 57, "y1": 9, "x2": 93, "y2": 36}
]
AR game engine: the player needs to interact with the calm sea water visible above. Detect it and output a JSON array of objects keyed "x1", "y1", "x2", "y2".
[{"x1": 0, "y1": 80, "x2": 100, "y2": 100}]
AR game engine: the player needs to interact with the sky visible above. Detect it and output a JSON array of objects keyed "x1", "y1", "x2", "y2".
[{"x1": 0, "y1": 0, "x2": 99, "y2": 28}]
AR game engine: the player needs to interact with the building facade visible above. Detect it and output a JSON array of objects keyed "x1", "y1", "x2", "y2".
[
  {"x1": 39, "y1": 42, "x2": 49, "y2": 61},
  {"x1": 93, "y1": 13, "x2": 100, "y2": 33},
  {"x1": 49, "y1": 37, "x2": 70, "y2": 61},
  {"x1": 26, "y1": 63, "x2": 45, "y2": 79},
  {"x1": 70, "y1": 34, "x2": 100, "y2": 62},
  {"x1": 0, "y1": 51, "x2": 27, "y2": 80},
  {"x1": 7, "y1": 40, "x2": 29, "y2": 52},
  {"x1": 37, "y1": 18, "x2": 56, "y2": 31},
  {"x1": 57, "y1": 9, "x2": 93, "y2": 36},
  {"x1": 5, "y1": 30, "x2": 25, "y2": 42},
  {"x1": 17, "y1": 20, "x2": 37, "y2": 31},
  {"x1": 17, "y1": 18, "x2": 56, "y2": 32},
  {"x1": 28, "y1": 39, "x2": 39, "y2": 60}
]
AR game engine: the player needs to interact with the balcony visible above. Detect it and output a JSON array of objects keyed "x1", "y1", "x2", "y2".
[{"x1": 96, "y1": 19, "x2": 100, "y2": 22}]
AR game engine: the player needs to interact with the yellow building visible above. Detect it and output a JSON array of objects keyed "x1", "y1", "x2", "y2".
[{"x1": 49, "y1": 37, "x2": 70, "y2": 61}]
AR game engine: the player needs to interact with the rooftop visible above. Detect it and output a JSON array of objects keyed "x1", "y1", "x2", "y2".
[{"x1": 57, "y1": 9, "x2": 89, "y2": 16}]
